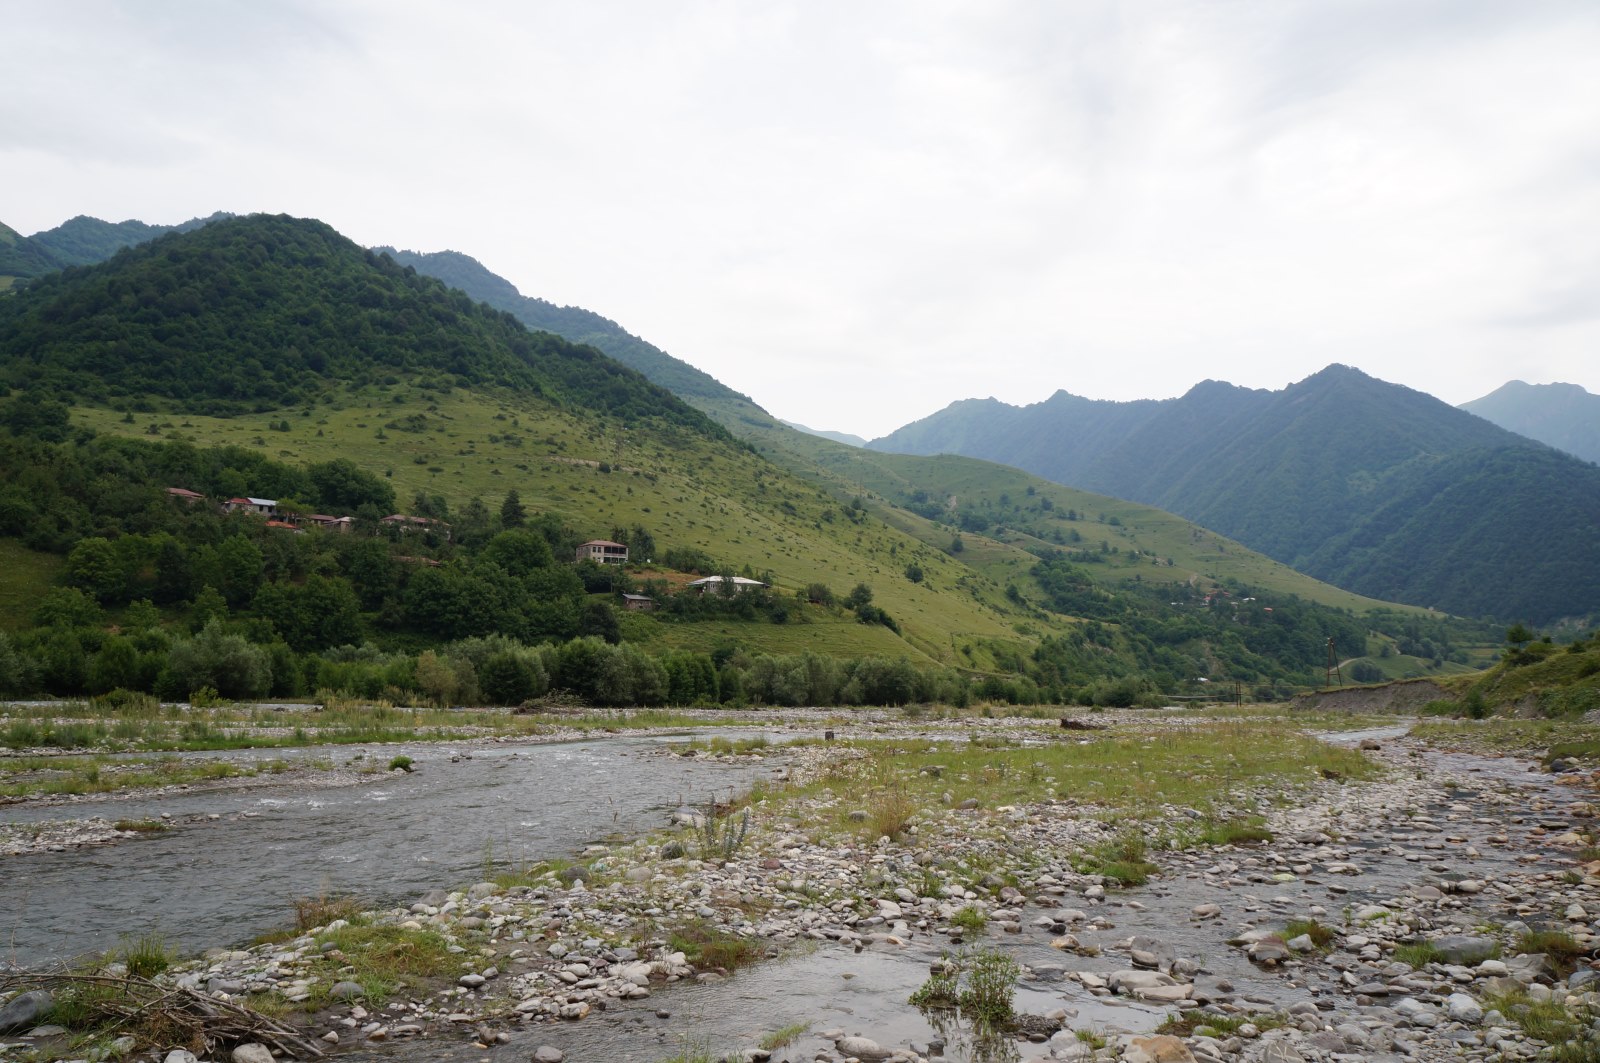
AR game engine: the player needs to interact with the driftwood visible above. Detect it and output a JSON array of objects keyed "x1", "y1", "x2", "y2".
[{"x1": 0, "y1": 972, "x2": 324, "y2": 1058}]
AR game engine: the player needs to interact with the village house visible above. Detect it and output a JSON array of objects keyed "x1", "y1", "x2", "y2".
[
  {"x1": 165, "y1": 487, "x2": 205, "y2": 504},
  {"x1": 223, "y1": 497, "x2": 277, "y2": 517},
  {"x1": 264, "y1": 520, "x2": 304, "y2": 534},
  {"x1": 380, "y1": 514, "x2": 452, "y2": 541},
  {"x1": 620, "y1": 593, "x2": 656, "y2": 612},
  {"x1": 686, "y1": 575, "x2": 768, "y2": 596},
  {"x1": 576, "y1": 539, "x2": 629, "y2": 565},
  {"x1": 300, "y1": 514, "x2": 354, "y2": 533}
]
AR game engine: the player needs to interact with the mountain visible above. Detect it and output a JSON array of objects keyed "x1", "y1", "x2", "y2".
[
  {"x1": 871, "y1": 365, "x2": 1600, "y2": 625},
  {"x1": 0, "y1": 213, "x2": 229, "y2": 287},
  {"x1": 0, "y1": 214, "x2": 723, "y2": 434},
  {"x1": 373, "y1": 247, "x2": 766, "y2": 415},
  {"x1": 781, "y1": 420, "x2": 866, "y2": 447},
  {"x1": 1461, "y1": 380, "x2": 1600, "y2": 465},
  {"x1": 0, "y1": 212, "x2": 1487, "y2": 698}
]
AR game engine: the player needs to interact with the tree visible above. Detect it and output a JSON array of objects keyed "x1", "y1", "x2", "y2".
[
  {"x1": 578, "y1": 600, "x2": 621, "y2": 645},
  {"x1": 500, "y1": 490, "x2": 526, "y2": 528},
  {"x1": 66, "y1": 537, "x2": 125, "y2": 604},
  {"x1": 162, "y1": 619, "x2": 271, "y2": 699},
  {"x1": 33, "y1": 587, "x2": 103, "y2": 630},
  {"x1": 306, "y1": 458, "x2": 395, "y2": 513},
  {"x1": 904, "y1": 564, "x2": 924, "y2": 584},
  {"x1": 844, "y1": 583, "x2": 874, "y2": 610}
]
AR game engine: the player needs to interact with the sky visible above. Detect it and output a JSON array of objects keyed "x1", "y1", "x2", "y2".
[{"x1": 5, "y1": 1, "x2": 1599, "y2": 439}]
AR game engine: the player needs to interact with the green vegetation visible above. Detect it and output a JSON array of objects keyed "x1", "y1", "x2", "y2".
[
  {"x1": 950, "y1": 905, "x2": 988, "y2": 933},
  {"x1": 1393, "y1": 942, "x2": 1444, "y2": 969},
  {"x1": 666, "y1": 920, "x2": 760, "y2": 970},
  {"x1": 308, "y1": 922, "x2": 457, "y2": 1006},
  {"x1": 118, "y1": 933, "x2": 173, "y2": 978},
  {"x1": 757, "y1": 1023, "x2": 809, "y2": 1051},
  {"x1": 1515, "y1": 929, "x2": 1584, "y2": 977},
  {"x1": 0, "y1": 211, "x2": 1512, "y2": 709},
  {"x1": 1078, "y1": 831, "x2": 1160, "y2": 887},
  {"x1": 1283, "y1": 919, "x2": 1337, "y2": 949},
  {"x1": 1157, "y1": 1010, "x2": 1288, "y2": 1037},
  {"x1": 791, "y1": 723, "x2": 1378, "y2": 839},
  {"x1": 868, "y1": 364, "x2": 1600, "y2": 625},
  {"x1": 1483, "y1": 988, "x2": 1600, "y2": 1057},
  {"x1": 909, "y1": 947, "x2": 1020, "y2": 1030}
]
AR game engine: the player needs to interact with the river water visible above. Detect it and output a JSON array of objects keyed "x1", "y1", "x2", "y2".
[
  {"x1": 3, "y1": 721, "x2": 1574, "y2": 1063},
  {"x1": 1, "y1": 734, "x2": 782, "y2": 968}
]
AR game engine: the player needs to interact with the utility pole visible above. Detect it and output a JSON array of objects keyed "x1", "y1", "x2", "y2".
[{"x1": 1325, "y1": 637, "x2": 1343, "y2": 688}]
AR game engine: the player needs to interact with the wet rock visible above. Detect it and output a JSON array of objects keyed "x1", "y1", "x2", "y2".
[
  {"x1": 835, "y1": 1034, "x2": 892, "y2": 1060},
  {"x1": 163, "y1": 1052, "x2": 199, "y2": 1063},
  {"x1": 231, "y1": 1044, "x2": 274, "y2": 1063},
  {"x1": 532, "y1": 1048, "x2": 565, "y2": 1063},
  {"x1": 0, "y1": 991, "x2": 53, "y2": 1033}
]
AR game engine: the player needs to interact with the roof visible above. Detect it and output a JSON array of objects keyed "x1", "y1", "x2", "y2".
[
  {"x1": 382, "y1": 513, "x2": 449, "y2": 526},
  {"x1": 165, "y1": 487, "x2": 204, "y2": 499},
  {"x1": 686, "y1": 576, "x2": 768, "y2": 588},
  {"x1": 580, "y1": 539, "x2": 627, "y2": 549},
  {"x1": 227, "y1": 496, "x2": 277, "y2": 506},
  {"x1": 621, "y1": 593, "x2": 655, "y2": 602}
]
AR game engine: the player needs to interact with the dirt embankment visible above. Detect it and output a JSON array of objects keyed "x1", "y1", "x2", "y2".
[{"x1": 1291, "y1": 678, "x2": 1450, "y2": 713}]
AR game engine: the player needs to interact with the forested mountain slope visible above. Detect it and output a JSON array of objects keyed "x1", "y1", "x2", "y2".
[
  {"x1": 1461, "y1": 380, "x2": 1600, "y2": 465},
  {"x1": 872, "y1": 366, "x2": 1600, "y2": 625}
]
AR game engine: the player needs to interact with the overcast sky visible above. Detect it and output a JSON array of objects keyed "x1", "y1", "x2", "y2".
[{"x1": 6, "y1": 1, "x2": 1599, "y2": 438}]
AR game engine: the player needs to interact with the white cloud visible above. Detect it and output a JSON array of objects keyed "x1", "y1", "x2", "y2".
[{"x1": 4, "y1": 0, "x2": 1598, "y2": 436}]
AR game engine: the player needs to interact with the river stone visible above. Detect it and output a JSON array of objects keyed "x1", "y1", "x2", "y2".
[
  {"x1": 1430, "y1": 934, "x2": 1497, "y2": 964},
  {"x1": 231, "y1": 1044, "x2": 274, "y2": 1063},
  {"x1": 1123, "y1": 1034, "x2": 1198, "y2": 1062},
  {"x1": 1258, "y1": 1043, "x2": 1307, "y2": 1062},
  {"x1": 329, "y1": 980, "x2": 365, "y2": 1000},
  {"x1": 835, "y1": 1035, "x2": 891, "y2": 1060},
  {"x1": 532, "y1": 1048, "x2": 565, "y2": 1063},
  {"x1": 164, "y1": 1052, "x2": 199, "y2": 1063},
  {"x1": 0, "y1": 991, "x2": 52, "y2": 1033},
  {"x1": 1446, "y1": 993, "x2": 1484, "y2": 1023}
]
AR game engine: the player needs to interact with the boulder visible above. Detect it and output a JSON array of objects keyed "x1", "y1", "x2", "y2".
[
  {"x1": 0, "y1": 991, "x2": 53, "y2": 1033},
  {"x1": 1430, "y1": 934, "x2": 1497, "y2": 965},
  {"x1": 835, "y1": 1035, "x2": 892, "y2": 1060},
  {"x1": 231, "y1": 1045, "x2": 274, "y2": 1063}
]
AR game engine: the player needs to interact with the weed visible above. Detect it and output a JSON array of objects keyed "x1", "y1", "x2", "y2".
[
  {"x1": 119, "y1": 933, "x2": 174, "y2": 978},
  {"x1": 1515, "y1": 929, "x2": 1584, "y2": 976},
  {"x1": 1079, "y1": 831, "x2": 1159, "y2": 887},
  {"x1": 112, "y1": 819, "x2": 169, "y2": 833},
  {"x1": 1283, "y1": 919, "x2": 1337, "y2": 949},
  {"x1": 950, "y1": 905, "x2": 988, "y2": 934},
  {"x1": 667, "y1": 920, "x2": 760, "y2": 970},
  {"x1": 758, "y1": 1023, "x2": 808, "y2": 1050},
  {"x1": 910, "y1": 946, "x2": 1020, "y2": 1032},
  {"x1": 694, "y1": 795, "x2": 750, "y2": 861},
  {"x1": 311, "y1": 923, "x2": 457, "y2": 1005},
  {"x1": 865, "y1": 788, "x2": 917, "y2": 840},
  {"x1": 1393, "y1": 942, "x2": 1443, "y2": 969},
  {"x1": 293, "y1": 893, "x2": 367, "y2": 931},
  {"x1": 388, "y1": 755, "x2": 414, "y2": 772}
]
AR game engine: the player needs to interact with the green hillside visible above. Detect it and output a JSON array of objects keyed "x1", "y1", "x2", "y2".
[
  {"x1": 0, "y1": 213, "x2": 1496, "y2": 707},
  {"x1": 872, "y1": 366, "x2": 1600, "y2": 626}
]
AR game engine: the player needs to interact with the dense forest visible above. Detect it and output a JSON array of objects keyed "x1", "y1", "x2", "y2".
[{"x1": 0, "y1": 215, "x2": 730, "y2": 441}]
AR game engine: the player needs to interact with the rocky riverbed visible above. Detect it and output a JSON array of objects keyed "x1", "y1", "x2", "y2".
[{"x1": 2, "y1": 717, "x2": 1598, "y2": 1063}]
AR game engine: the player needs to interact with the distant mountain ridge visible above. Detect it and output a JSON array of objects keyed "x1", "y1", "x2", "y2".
[
  {"x1": 871, "y1": 365, "x2": 1600, "y2": 624},
  {"x1": 1461, "y1": 380, "x2": 1600, "y2": 465},
  {"x1": 374, "y1": 247, "x2": 763, "y2": 413},
  {"x1": 781, "y1": 420, "x2": 866, "y2": 447},
  {"x1": 0, "y1": 213, "x2": 230, "y2": 283}
]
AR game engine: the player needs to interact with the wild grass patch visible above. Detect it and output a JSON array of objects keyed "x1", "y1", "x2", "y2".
[{"x1": 667, "y1": 920, "x2": 761, "y2": 971}]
